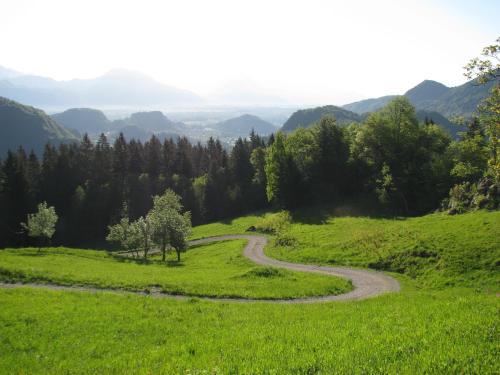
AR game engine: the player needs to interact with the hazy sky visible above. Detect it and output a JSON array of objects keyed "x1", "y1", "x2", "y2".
[{"x1": 1, "y1": 0, "x2": 499, "y2": 105}]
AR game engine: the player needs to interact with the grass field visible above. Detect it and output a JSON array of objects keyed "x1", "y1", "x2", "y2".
[
  {"x1": 0, "y1": 240, "x2": 351, "y2": 299},
  {"x1": 193, "y1": 210, "x2": 500, "y2": 291},
  {"x1": 0, "y1": 209, "x2": 499, "y2": 373},
  {"x1": 0, "y1": 287, "x2": 497, "y2": 374}
]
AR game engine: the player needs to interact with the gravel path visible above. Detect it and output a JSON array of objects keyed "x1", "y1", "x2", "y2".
[{"x1": 0, "y1": 234, "x2": 400, "y2": 303}]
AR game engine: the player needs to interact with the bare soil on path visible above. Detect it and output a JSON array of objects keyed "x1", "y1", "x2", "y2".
[{"x1": 0, "y1": 234, "x2": 400, "y2": 303}]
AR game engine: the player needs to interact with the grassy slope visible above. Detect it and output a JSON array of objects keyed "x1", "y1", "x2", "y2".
[
  {"x1": 0, "y1": 240, "x2": 351, "y2": 299},
  {"x1": 0, "y1": 288, "x2": 497, "y2": 374},
  {"x1": 0, "y1": 210, "x2": 498, "y2": 373},
  {"x1": 193, "y1": 210, "x2": 500, "y2": 291},
  {"x1": 267, "y1": 210, "x2": 500, "y2": 291}
]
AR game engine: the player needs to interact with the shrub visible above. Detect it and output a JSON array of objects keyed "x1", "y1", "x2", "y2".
[
  {"x1": 275, "y1": 232, "x2": 298, "y2": 248},
  {"x1": 243, "y1": 267, "x2": 285, "y2": 278},
  {"x1": 254, "y1": 211, "x2": 292, "y2": 234}
]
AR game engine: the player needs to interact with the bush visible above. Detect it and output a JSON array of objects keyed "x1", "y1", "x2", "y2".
[
  {"x1": 254, "y1": 211, "x2": 292, "y2": 234},
  {"x1": 243, "y1": 267, "x2": 285, "y2": 278},
  {"x1": 443, "y1": 177, "x2": 499, "y2": 214},
  {"x1": 275, "y1": 232, "x2": 298, "y2": 248}
]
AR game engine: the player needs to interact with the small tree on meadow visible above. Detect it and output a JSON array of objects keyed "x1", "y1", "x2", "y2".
[
  {"x1": 168, "y1": 211, "x2": 192, "y2": 262},
  {"x1": 22, "y1": 202, "x2": 58, "y2": 251},
  {"x1": 149, "y1": 189, "x2": 192, "y2": 262},
  {"x1": 106, "y1": 217, "x2": 141, "y2": 257},
  {"x1": 133, "y1": 216, "x2": 153, "y2": 260}
]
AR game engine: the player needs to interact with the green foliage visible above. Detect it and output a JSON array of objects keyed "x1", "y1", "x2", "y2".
[
  {"x1": 444, "y1": 178, "x2": 498, "y2": 213},
  {"x1": 464, "y1": 36, "x2": 499, "y2": 84},
  {"x1": 243, "y1": 266, "x2": 285, "y2": 278},
  {"x1": 265, "y1": 132, "x2": 296, "y2": 208},
  {"x1": 0, "y1": 240, "x2": 351, "y2": 299},
  {"x1": 254, "y1": 211, "x2": 298, "y2": 247},
  {"x1": 254, "y1": 211, "x2": 292, "y2": 234},
  {"x1": 462, "y1": 37, "x2": 500, "y2": 183},
  {"x1": 21, "y1": 202, "x2": 58, "y2": 246},
  {"x1": 106, "y1": 217, "x2": 141, "y2": 256},
  {"x1": 274, "y1": 231, "x2": 298, "y2": 247},
  {"x1": 282, "y1": 105, "x2": 362, "y2": 132},
  {"x1": 133, "y1": 216, "x2": 153, "y2": 259},
  {"x1": 148, "y1": 189, "x2": 192, "y2": 261},
  {"x1": 354, "y1": 96, "x2": 452, "y2": 212}
]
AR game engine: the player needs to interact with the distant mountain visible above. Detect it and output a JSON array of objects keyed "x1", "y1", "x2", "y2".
[
  {"x1": 415, "y1": 110, "x2": 465, "y2": 138},
  {"x1": 0, "y1": 66, "x2": 22, "y2": 80},
  {"x1": 211, "y1": 114, "x2": 277, "y2": 136},
  {"x1": 405, "y1": 80, "x2": 449, "y2": 106},
  {"x1": 0, "y1": 96, "x2": 78, "y2": 157},
  {"x1": 0, "y1": 69, "x2": 203, "y2": 108},
  {"x1": 342, "y1": 95, "x2": 396, "y2": 114},
  {"x1": 282, "y1": 103, "x2": 465, "y2": 138},
  {"x1": 117, "y1": 125, "x2": 180, "y2": 143},
  {"x1": 343, "y1": 77, "x2": 494, "y2": 118},
  {"x1": 416, "y1": 79, "x2": 496, "y2": 118},
  {"x1": 282, "y1": 105, "x2": 362, "y2": 132},
  {"x1": 52, "y1": 108, "x2": 111, "y2": 134},
  {"x1": 112, "y1": 111, "x2": 184, "y2": 134}
]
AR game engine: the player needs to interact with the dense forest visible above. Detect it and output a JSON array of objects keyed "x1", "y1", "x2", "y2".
[{"x1": 0, "y1": 95, "x2": 497, "y2": 248}]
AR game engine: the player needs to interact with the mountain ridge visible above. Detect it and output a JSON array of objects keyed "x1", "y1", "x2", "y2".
[
  {"x1": 0, "y1": 96, "x2": 79, "y2": 157},
  {"x1": 211, "y1": 114, "x2": 277, "y2": 136},
  {"x1": 0, "y1": 69, "x2": 203, "y2": 108},
  {"x1": 342, "y1": 77, "x2": 494, "y2": 118}
]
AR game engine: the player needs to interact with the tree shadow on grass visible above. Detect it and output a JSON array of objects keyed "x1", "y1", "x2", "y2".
[
  {"x1": 13, "y1": 252, "x2": 48, "y2": 257},
  {"x1": 165, "y1": 260, "x2": 185, "y2": 267},
  {"x1": 289, "y1": 194, "x2": 415, "y2": 225}
]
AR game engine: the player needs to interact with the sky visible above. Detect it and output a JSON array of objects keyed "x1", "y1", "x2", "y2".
[{"x1": 1, "y1": 0, "x2": 499, "y2": 105}]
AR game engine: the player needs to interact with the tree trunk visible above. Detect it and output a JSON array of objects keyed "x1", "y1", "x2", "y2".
[
  {"x1": 399, "y1": 191, "x2": 409, "y2": 214},
  {"x1": 176, "y1": 249, "x2": 180, "y2": 262},
  {"x1": 161, "y1": 241, "x2": 166, "y2": 262}
]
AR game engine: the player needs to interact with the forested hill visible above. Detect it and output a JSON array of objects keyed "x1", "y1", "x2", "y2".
[
  {"x1": 342, "y1": 77, "x2": 495, "y2": 118},
  {"x1": 211, "y1": 114, "x2": 277, "y2": 136},
  {"x1": 52, "y1": 108, "x2": 111, "y2": 134},
  {"x1": 415, "y1": 109, "x2": 465, "y2": 138},
  {"x1": 1, "y1": 96, "x2": 495, "y2": 248},
  {"x1": 0, "y1": 96, "x2": 78, "y2": 157},
  {"x1": 281, "y1": 105, "x2": 362, "y2": 132}
]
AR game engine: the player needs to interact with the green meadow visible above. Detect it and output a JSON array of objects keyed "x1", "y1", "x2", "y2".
[
  {"x1": 0, "y1": 209, "x2": 499, "y2": 374},
  {"x1": 0, "y1": 240, "x2": 350, "y2": 299}
]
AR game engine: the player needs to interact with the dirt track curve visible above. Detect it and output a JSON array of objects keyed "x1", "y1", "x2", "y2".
[{"x1": 0, "y1": 234, "x2": 400, "y2": 303}]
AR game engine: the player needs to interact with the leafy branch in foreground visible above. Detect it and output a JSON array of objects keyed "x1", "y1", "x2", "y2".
[{"x1": 464, "y1": 36, "x2": 499, "y2": 84}]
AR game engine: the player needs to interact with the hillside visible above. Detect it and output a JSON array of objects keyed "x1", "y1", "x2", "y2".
[
  {"x1": 342, "y1": 95, "x2": 397, "y2": 114},
  {"x1": 52, "y1": 108, "x2": 111, "y2": 134},
  {"x1": 281, "y1": 105, "x2": 362, "y2": 132},
  {"x1": 415, "y1": 109, "x2": 465, "y2": 138},
  {"x1": 211, "y1": 114, "x2": 277, "y2": 136},
  {"x1": 419, "y1": 78, "x2": 496, "y2": 117},
  {"x1": 112, "y1": 111, "x2": 184, "y2": 133},
  {"x1": 0, "y1": 96, "x2": 78, "y2": 157},
  {"x1": 193, "y1": 209, "x2": 500, "y2": 291},
  {"x1": 0, "y1": 69, "x2": 203, "y2": 107},
  {"x1": 343, "y1": 77, "x2": 494, "y2": 118},
  {"x1": 405, "y1": 80, "x2": 449, "y2": 106}
]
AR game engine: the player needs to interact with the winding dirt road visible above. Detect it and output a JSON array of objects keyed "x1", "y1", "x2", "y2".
[{"x1": 0, "y1": 234, "x2": 400, "y2": 303}]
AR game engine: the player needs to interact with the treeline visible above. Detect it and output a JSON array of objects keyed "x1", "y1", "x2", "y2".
[
  {"x1": 0, "y1": 96, "x2": 495, "y2": 248},
  {"x1": 0, "y1": 132, "x2": 269, "y2": 247}
]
